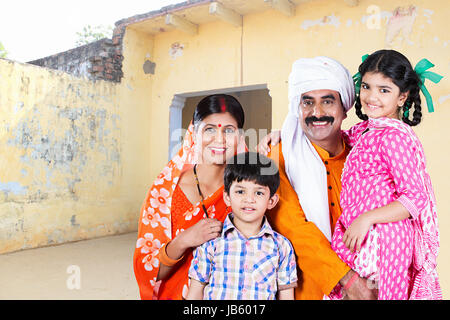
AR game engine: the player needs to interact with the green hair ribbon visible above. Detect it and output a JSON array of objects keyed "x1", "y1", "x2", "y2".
[
  {"x1": 414, "y1": 58, "x2": 443, "y2": 113},
  {"x1": 353, "y1": 55, "x2": 443, "y2": 113},
  {"x1": 352, "y1": 54, "x2": 369, "y2": 96}
]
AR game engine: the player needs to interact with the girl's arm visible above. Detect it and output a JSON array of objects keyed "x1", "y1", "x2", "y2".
[
  {"x1": 363, "y1": 200, "x2": 410, "y2": 224},
  {"x1": 343, "y1": 201, "x2": 410, "y2": 252},
  {"x1": 277, "y1": 288, "x2": 294, "y2": 300}
]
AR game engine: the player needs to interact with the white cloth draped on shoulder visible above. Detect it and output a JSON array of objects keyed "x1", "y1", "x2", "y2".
[{"x1": 281, "y1": 56, "x2": 355, "y2": 242}]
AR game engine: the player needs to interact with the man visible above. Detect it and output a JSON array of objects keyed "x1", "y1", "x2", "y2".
[{"x1": 260, "y1": 56, "x2": 376, "y2": 299}]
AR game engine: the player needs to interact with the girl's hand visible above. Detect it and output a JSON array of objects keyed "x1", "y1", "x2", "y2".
[
  {"x1": 343, "y1": 213, "x2": 373, "y2": 253},
  {"x1": 177, "y1": 218, "x2": 223, "y2": 249},
  {"x1": 256, "y1": 130, "x2": 281, "y2": 156}
]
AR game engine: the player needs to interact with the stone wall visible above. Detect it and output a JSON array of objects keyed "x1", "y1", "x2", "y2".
[{"x1": 28, "y1": 38, "x2": 124, "y2": 83}]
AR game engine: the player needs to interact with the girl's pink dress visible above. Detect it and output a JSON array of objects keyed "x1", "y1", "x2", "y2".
[{"x1": 330, "y1": 117, "x2": 441, "y2": 300}]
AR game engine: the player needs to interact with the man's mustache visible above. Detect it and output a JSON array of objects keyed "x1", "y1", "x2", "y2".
[{"x1": 304, "y1": 116, "x2": 335, "y2": 125}]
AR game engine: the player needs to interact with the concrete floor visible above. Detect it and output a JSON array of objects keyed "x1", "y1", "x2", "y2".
[{"x1": 0, "y1": 232, "x2": 140, "y2": 300}]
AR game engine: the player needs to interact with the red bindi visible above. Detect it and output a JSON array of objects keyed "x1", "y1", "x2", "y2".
[{"x1": 218, "y1": 124, "x2": 222, "y2": 128}]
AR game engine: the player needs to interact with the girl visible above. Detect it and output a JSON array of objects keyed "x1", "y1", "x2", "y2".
[
  {"x1": 133, "y1": 94, "x2": 246, "y2": 299},
  {"x1": 330, "y1": 50, "x2": 442, "y2": 300}
]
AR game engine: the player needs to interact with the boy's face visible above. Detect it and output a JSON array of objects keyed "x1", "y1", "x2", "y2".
[{"x1": 223, "y1": 180, "x2": 279, "y2": 228}]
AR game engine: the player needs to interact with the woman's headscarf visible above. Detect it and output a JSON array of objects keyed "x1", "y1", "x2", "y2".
[{"x1": 134, "y1": 117, "x2": 246, "y2": 299}]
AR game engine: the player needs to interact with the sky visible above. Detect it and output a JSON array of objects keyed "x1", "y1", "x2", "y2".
[{"x1": 0, "y1": 0, "x2": 182, "y2": 62}]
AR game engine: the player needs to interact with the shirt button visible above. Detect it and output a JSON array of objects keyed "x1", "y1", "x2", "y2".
[
  {"x1": 324, "y1": 161, "x2": 329, "y2": 165},
  {"x1": 327, "y1": 171, "x2": 330, "y2": 175},
  {"x1": 331, "y1": 202, "x2": 335, "y2": 207},
  {"x1": 328, "y1": 186, "x2": 332, "y2": 190}
]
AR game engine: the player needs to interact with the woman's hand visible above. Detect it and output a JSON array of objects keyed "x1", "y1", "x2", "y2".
[
  {"x1": 176, "y1": 218, "x2": 223, "y2": 250},
  {"x1": 158, "y1": 217, "x2": 222, "y2": 281},
  {"x1": 256, "y1": 130, "x2": 281, "y2": 156},
  {"x1": 343, "y1": 213, "x2": 373, "y2": 253}
]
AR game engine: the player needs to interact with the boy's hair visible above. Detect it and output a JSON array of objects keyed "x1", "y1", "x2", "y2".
[{"x1": 224, "y1": 152, "x2": 280, "y2": 197}]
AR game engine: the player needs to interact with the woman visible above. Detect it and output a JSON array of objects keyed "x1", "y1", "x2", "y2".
[{"x1": 133, "y1": 94, "x2": 246, "y2": 300}]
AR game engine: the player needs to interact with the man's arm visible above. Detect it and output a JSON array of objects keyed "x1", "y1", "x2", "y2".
[
  {"x1": 186, "y1": 279, "x2": 206, "y2": 300},
  {"x1": 268, "y1": 143, "x2": 350, "y2": 297}
]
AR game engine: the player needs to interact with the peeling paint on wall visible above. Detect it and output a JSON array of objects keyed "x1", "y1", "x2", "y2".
[
  {"x1": 0, "y1": 182, "x2": 28, "y2": 196},
  {"x1": 423, "y1": 8, "x2": 434, "y2": 24},
  {"x1": 0, "y1": 58, "x2": 128, "y2": 253},
  {"x1": 169, "y1": 42, "x2": 184, "y2": 59},
  {"x1": 439, "y1": 94, "x2": 450, "y2": 105},
  {"x1": 143, "y1": 60, "x2": 156, "y2": 75},
  {"x1": 360, "y1": 10, "x2": 393, "y2": 28},
  {"x1": 301, "y1": 14, "x2": 341, "y2": 30},
  {"x1": 385, "y1": 6, "x2": 417, "y2": 47},
  {"x1": 6, "y1": 104, "x2": 120, "y2": 187}
]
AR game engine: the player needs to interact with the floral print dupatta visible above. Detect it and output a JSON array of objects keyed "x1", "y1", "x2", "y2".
[{"x1": 133, "y1": 122, "x2": 241, "y2": 300}]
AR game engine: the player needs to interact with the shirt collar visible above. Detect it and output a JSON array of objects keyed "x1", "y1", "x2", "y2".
[
  {"x1": 222, "y1": 213, "x2": 275, "y2": 239},
  {"x1": 311, "y1": 138, "x2": 348, "y2": 161}
]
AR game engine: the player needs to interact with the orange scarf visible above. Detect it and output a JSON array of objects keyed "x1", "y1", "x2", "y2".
[{"x1": 133, "y1": 122, "x2": 242, "y2": 300}]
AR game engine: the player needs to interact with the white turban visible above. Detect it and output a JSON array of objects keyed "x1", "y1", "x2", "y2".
[{"x1": 281, "y1": 56, "x2": 355, "y2": 242}]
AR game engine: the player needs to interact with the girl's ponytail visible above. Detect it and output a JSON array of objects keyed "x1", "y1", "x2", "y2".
[{"x1": 355, "y1": 98, "x2": 368, "y2": 121}]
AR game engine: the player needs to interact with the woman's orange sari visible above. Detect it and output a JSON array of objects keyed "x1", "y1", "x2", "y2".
[{"x1": 133, "y1": 123, "x2": 233, "y2": 300}]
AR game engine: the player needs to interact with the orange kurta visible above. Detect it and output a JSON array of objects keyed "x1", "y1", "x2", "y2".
[{"x1": 267, "y1": 141, "x2": 350, "y2": 300}]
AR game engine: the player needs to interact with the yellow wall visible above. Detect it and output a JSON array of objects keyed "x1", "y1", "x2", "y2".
[
  {"x1": 140, "y1": 0, "x2": 449, "y2": 297},
  {"x1": 0, "y1": 59, "x2": 121, "y2": 252},
  {"x1": 0, "y1": 27, "x2": 154, "y2": 253}
]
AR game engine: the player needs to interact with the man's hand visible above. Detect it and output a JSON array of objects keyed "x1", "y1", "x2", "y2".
[
  {"x1": 256, "y1": 130, "x2": 281, "y2": 155},
  {"x1": 339, "y1": 270, "x2": 378, "y2": 300}
]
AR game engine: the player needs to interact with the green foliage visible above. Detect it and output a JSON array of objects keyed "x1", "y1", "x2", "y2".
[
  {"x1": 75, "y1": 25, "x2": 113, "y2": 46},
  {"x1": 0, "y1": 41, "x2": 8, "y2": 58}
]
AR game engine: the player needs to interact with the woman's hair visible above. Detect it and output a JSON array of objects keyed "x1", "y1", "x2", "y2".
[
  {"x1": 224, "y1": 152, "x2": 280, "y2": 197},
  {"x1": 193, "y1": 94, "x2": 245, "y2": 129},
  {"x1": 355, "y1": 49, "x2": 423, "y2": 126}
]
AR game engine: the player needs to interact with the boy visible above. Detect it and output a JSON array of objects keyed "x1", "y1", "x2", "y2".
[{"x1": 186, "y1": 152, "x2": 297, "y2": 300}]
